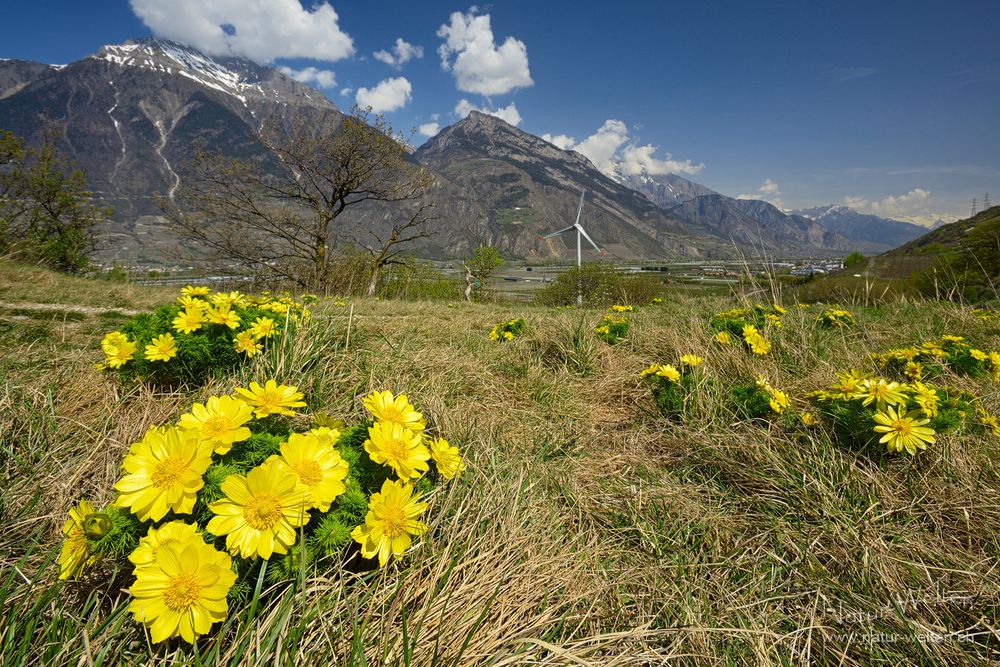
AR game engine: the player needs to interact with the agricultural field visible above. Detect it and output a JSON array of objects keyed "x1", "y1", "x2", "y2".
[{"x1": 2, "y1": 259, "x2": 1000, "y2": 665}]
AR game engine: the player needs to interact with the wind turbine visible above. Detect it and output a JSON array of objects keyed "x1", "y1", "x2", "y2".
[{"x1": 540, "y1": 189, "x2": 604, "y2": 305}]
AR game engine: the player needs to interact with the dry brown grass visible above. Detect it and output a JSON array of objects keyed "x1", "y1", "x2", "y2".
[{"x1": 2, "y1": 277, "x2": 1000, "y2": 665}]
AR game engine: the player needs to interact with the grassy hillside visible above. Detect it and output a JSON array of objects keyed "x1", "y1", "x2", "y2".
[
  {"x1": 795, "y1": 207, "x2": 1000, "y2": 304},
  {"x1": 2, "y1": 261, "x2": 1000, "y2": 665}
]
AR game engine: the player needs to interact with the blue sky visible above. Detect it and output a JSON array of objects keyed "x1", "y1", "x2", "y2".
[{"x1": 4, "y1": 0, "x2": 999, "y2": 223}]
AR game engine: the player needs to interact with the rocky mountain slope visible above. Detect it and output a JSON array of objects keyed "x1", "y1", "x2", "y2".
[
  {"x1": 414, "y1": 111, "x2": 731, "y2": 259},
  {"x1": 0, "y1": 39, "x2": 341, "y2": 262}
]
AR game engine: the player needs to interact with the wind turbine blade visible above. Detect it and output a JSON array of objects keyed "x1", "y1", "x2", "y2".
[
  {"x1": 576, "y1": 224, "x2": 601, "y2": 253},
  {"x1": 573, "y1": 189, "x2": 586, "y2": 227},
  {"x1": 542, "y1": 225, "x2": 577, "y2": 239}
]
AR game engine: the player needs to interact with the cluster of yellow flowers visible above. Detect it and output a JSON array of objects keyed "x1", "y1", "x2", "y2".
[
  {"x1": 874, "y1": 335, "x2": 1000, "y2": 381},
  {"x1": 356, "y1": 391, "x2": 463, "y2": 566},
  {"x1": 755, "y1": 375, "x2": 790, "y2": 414},
  {"x1": 596, "y1": 305, "x2": 634, "y2": 343},
  {"x1": 808, "y1": 371, "x2": 945, "y2": 455},
  {"x1": 58, "y1": 382, "x2": 462, "y2": 645},
  {"x1": 710, "y1": 304, "x2": 783, "y2": 355},
  {"x1": 170, "y1": 286, "x2": 304, "y2": 358},
  {"x1": 98, "y1": 287, "x2": 311, "y2": 376},
  {"x1": 971, "y1": 308, "x2": 999, "y2": 320},
  {"x1": 740, "y1": 324, "x2": 772, "y2": 355},
  {"x1": 817, "y1": 308, "x2": 855, "y2": 328},
  {"x1": 639, "y1": 354, "x2": 703, "y2": 383},
  {"x1": 488, "y1": 318, "x2": 525, "y2": 341}
]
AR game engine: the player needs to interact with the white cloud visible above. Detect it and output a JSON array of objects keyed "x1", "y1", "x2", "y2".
[
  {"x1": 541, "y1": 133, "x2": 577, "y2": 150},
  {"x1": 356, "y1": 77, "x2": 412, "y2": 113},
  {"x1": 129, "y1": 0, "x2": 354, "y2": 63},
  {"x1": 869, "y1": 188, "x2": 930, "y2": 217},
  {"x1": 418, "y1": 122, "x2": 441, "y2": 137},
  {"x1": 842, "y1": 188, "x2": 942, "y2": 223},
  {"x1": 437, "y1": 9, "x2": 533, "y2": 95},
  {"x1": 620, "y1": 144, "x2": 704, "y2": 177},
  {"x1": 759, "y1": 178, "x2": 781, "y2": 196},
  {"x1": 454, "y1": 99, "x2": 522, "y2": 126},
  {"x1": 737, "y1": 179, "x2": 784, "y2": 209},
  {"x1": 543, "y1": 120, "x2": 703, "y2": 177},
  {"x1": 572, "y1": 120, "x2": 629, "y2": 173},
  {"x1": 340, "y1": 87, "x2": 353, "y2": 97},
  {"x1": 278, "y1": 66, "x2": 336, "y2": 88},
  {"x1": 374, "y1": 38, "x2": 423, "y2": 68}
]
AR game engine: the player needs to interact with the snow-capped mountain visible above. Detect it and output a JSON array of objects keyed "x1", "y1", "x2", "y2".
[
  {"x1": 792, "y1": 205, "x2": 926, "y2": 248},
  {"x1": 614, "y1": 170, "x2": 719, "y2": 208},
  {"x1": 0, "y1": 39, "x2": 342, "y2": 261},
  {"x1": 91, "y1": 40, "x2": 331, "y2": 111}
]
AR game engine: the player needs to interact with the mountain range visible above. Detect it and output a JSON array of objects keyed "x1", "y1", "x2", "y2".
[{"x1": 0, "y1": 39, "x2": 927, "y2": 265}]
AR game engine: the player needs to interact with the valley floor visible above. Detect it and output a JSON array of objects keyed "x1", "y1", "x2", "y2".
[{"x1": 1, "y1": 260, "x2": 999, "y2": 665}]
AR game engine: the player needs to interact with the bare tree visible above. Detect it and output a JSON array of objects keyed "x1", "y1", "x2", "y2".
[
  {"x1": 360, "y1": 201, "x2": 435, "y2": 296},
  {"x1": 165, "y1": 108, "x2": 435, "y2": 291}
]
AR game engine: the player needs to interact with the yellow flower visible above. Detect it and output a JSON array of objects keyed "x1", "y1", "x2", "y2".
[
  {"x1": 268, "y1": 432, "x2": 348, "y2": 512},
  {"x1": 941, "y1": 335, "x2": 964, "y2": 343},
  {"x1": 365, "y1": 421, "x2": 431, "y2": 480},
  {"x1": 234, "y1": 380, "x2": 306, "y2": 418},
  {"x1": 713, "y1": 331, "x2": 733, "y2": 345},
  {"x1": 970, "y1": 349, "x2": 988, "y2": 361},
  {"x1": 362, "y1": 390, "x2": 425, "y2": 432},
  {"x1": 101, "y1": 331, "x2": 129, "y2": 355},
  {"x1": 857, "y1": 378, "x2": 908, "y2": 409},
  {"x1": 178, "y1": 395, "x2": 254, "y2": 455},
  {"x1": 105, "y1": 336, "x2": 137, "y2": 368},
  {"x1": 172, "y1": 308, "x2": 204, "y2": 334},
  {"x1": 772, "y1": 303, "x2": 786, "y2": 314},
  {"x1": 610, "y1": 304, "x2": 634, "y2": 313},
  {"x1": 180, "y1": 285, "x2": 210, "y2": 297},
  {"x1": 829, "y1": 370, "x2": 866, "y2": 400},
  {"x1": 873, "y1": 406, "x2": 935, "y2": 455},
  {"x1": 503, "y1": 330, "x2": 515, "y2": 341},
  {"x1": 488, "y1": 328, "x2": 500, "y2": 341},
  {"x1": 309, "y1": 425, "x2": 342, "y2": 446},
  {"x1": 234, "y1": 330, "x2": 262, "y2": 357},
  {"x1": 639, "y1": 364, "x2": 660, "y2": 378},
  {"x1": 128, "y1": 520, "x2": 203, "y2": 569},
  {"x1": 127, "y1": 538, "x2": 236, "y2": 644},
  {"x1": 765, "y1": 314, "x2": 783, "y2": 328},
  {"x1": 904, "y1": 361, "x2": 923, "y2": 379},
  {"x1": 206, "y1": 459, "x2": 311, "y2": 560},
  {"x1": 350, "y1": 479, "x2": 428, "y2": 567},
  {"x1": 910, "y1": 381, "x2": 940, "y2": 418},
  {"x1": 428, "y1": 436, "x2": 464, "y2": 479},
  {"x1": 58, "y1": 499, "x2": 98, "y2": 580},
  {"x1": 769, "y1": 390, "x2": 790, "y2": 414},
  {"x1": 249, "y1": 316, "x2": 278, "y2": 338},
  {"x1": 114, "y1": 426, "x2": 214, "y2": 522},
  {"x1": 801, "y1": 411, "x2": 818, "y2": 426},
  {"x1": 206, "y1": 304, "x2": 241, "y2": 329},
  {"x1": 177, "y1": 295, "x2": 208, "y2": 310},
  {"x1": 655, "y1": 364, "x2": 681, "y2": 382},
  {"x1": 680, "y1": 354, "x2": 703, "y2": 368},
  {"x1": 144, "y1": 333, "x2": 177, "y2": 362},
  {"x1": 210, "y1": 291, "x2": 245, "y2": 308},
  {"x1": 977, "y1": 408, "x2": 1000, "y2": 437}
]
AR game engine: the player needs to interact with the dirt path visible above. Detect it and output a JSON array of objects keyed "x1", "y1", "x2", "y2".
[{"x1": 0, "y1": 300, "x2": 141, "y2": 316}]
